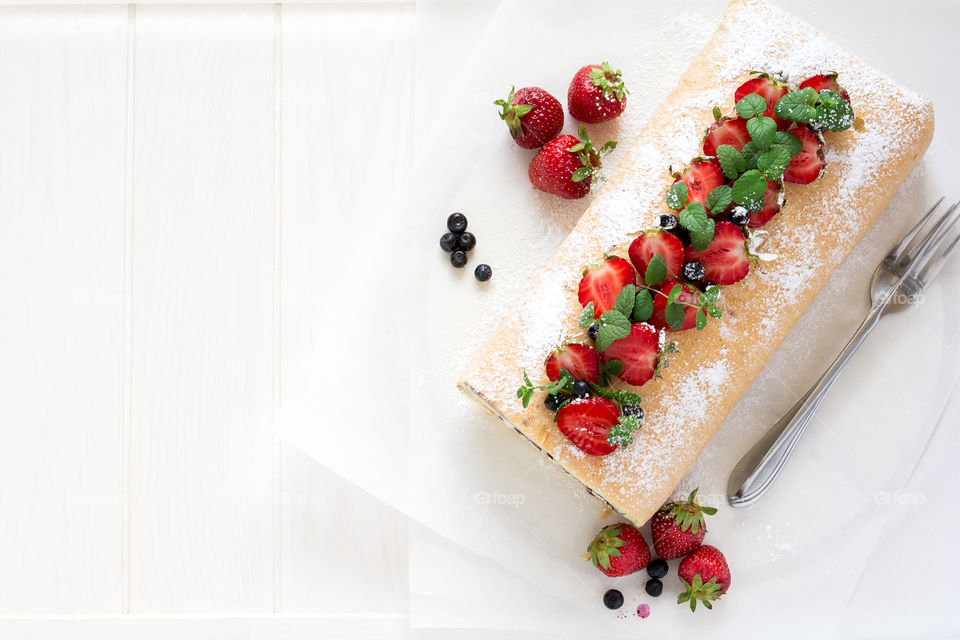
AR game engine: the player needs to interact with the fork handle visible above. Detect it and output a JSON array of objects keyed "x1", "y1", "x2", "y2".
[{"x1": 728, "y1": 303, "x2": 885, "y2": 507}]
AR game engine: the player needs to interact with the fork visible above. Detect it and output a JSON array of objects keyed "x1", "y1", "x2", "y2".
[{"x1": 728, "y1": 198, "x2": 960, "y2": 508}]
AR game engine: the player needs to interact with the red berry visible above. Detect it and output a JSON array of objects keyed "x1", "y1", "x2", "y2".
[
  {"x1": 675, "y1": 160, "x2": 725, "y2": 209},
  {"x1": 782, "y1": 124, "x2": 824, "y2": 184},
  {"x1": 528, "y1": 127, "x2": 615, "y2": 199},
  {"x1": 545, "y1": 343, "x2": 600, "y2": 384},
  {"x1": 684, "y1": 221, "x2": 750, "y2": 285},
  {"x1": 567, "y1": 62, "x2": 627, "y2": 124},
  {"x1": 744, "y1": 179, "x2": 782, "y2": 228},
  {"x1": 677, "y1": 545, "x2": 731, "y2": 611},
  {"x1": 602, "y1": 322, "x2": 659, "y2": 387},
  {"x1": 651, "y1": 488, "x2": 718, "y2": 560},
  {"x1": 577, "y1": 257, "x2": 636, "y2": 318},
  {"x1": 628, "y1": 229, "x2": 684, "y2": 282},
  {"x1": 587, "y1": 522, "x2": 651, "y2": 577},
  {"x1": 798, "y1": 73, "x2": 850, "y2": 103},
  {"x1": 556, "y1": 397, "x2": 620, "y2": 456},
  {"x1": 702, "y1": 117, "x2": 750, "y2": 157},
  {"x1": 494, "y1": 86, "x2": 564, "y2": 149},
  {"x1": 734, "y1": 75, "x2": 790, "y2": 129},
  {"x1": 650, "y1": 281, "x2": 699, "y2": 332}
]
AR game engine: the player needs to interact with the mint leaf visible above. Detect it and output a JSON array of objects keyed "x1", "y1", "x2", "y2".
[
  {"x1": 746, "y1": 116, "x2": 776, "y2": 151},
  {"x1": 701, "y1": 284, "x2": 720, "y2": 306},
  {"x1": 666, "y1": 283, "x2": 683, "y2": 305},
  {"x1": 732, "y1": 169, "x2": 768, "y2": 212},
  {"x1": 678, "y1": 202, "x2": 710, "y2": 232},
  {"x1": 740, "y1": 141, "x2": 761, "y2": 170},
  {"x1": 666, "y1": 181, "x2": 688, "y2": 210},
  {"x1": 664, "y1": 301, "x2": 686, "y2": 330},
  {"x1": 695, "y1": 308, "x2": 707, "y2": 330},
  {"x1": 704, "y1": 184, "x2": 733, "y2": 214},
  {"x1": 757, "y1": 145, "x2": 792, "y2": 180},
  {"x1": 578, "y1": 303, "x2": 595, "y2": 329},
  {"x1": 689, "y1": 218, "x2": 716, "y2": 251},
  {"x1": 716, "y1": 144, "x2": 744, "y2": 179},
  {"x1": 602, "y1": 359, "x2": 623, "y2": 376},
  {"x1": 613, "y1": 284, "x2": 636, "y2": 317},
  {"x1": 633, "y1": 289, "x2": 654, "y2": 322},
  {"x1": 596, "y1": 310, "x2": 631, "y2": 351},
  {"x1": 774, "y1": 87, "x2": 818, "y2": 123},
  {"x1": 607, "y1": 414, "x2": 642, "y2": 447},
  {"x1": 736, "y1": 93, "x2": 767, "y2": 119},
  {"x1": 813, "y1": 90, "x2": 854, "y2": 132},
  {"x1": 644, "y1": 253, "x2": 667, "y2": 286},
  {"x1": 772, "y1": 130, "x2": 802, "y2": 157},
  {"x1": 708, "y1": 306, "x2": 723, "y2": 319}
]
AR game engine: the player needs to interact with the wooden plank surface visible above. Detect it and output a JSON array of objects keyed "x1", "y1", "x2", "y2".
[
  {"x1": 127, "y1": 5, "x2": 277, "y2": 613},
  {"x1": 277, "y1": 3, "x2": 413, "y2": 613},
  {"x1": 0, "y1": 5, "x2": 128, "y2": 614}
]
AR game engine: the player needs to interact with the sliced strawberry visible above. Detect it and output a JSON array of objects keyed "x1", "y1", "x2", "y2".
[
  {"x1": 702, "y1": 117, "x2": 750, "y2": 157},
  {"x1": 744, "y1": 179, "x2": 781, "y2": 228},
  {"x1": 798, "y1": 73, "x2": 850, "y2": 103},
  {"x1": 556, "y1": 397, "x2": 620, "y2": 456},
  {"x1": 545, "y1": 343, "x2": 600, "y2": 384},
  {"x1": 577, "y1": 257, "x2": 636, "y2": 318},
  {"x1": 602, "y1": 322, "x2": 659, "y2": 387},
  {"x1": 628, "y1": 230, "x2": 684, "y2": 282},
  {"x1": 650, "y1": 281, "x2": 698, "y2": 331},
  {"x1": 782, "y1": 125, "x2": 824, "y2": 185},
  {"x1": 684, "y1": 221, "x2": 749, "y2": 285},
  {"x1": 674, "y1": 160, "x2": 724, "y2": 209},
  {"x1": 734, "y1": 75, "x2": 790, "y2": 129}
]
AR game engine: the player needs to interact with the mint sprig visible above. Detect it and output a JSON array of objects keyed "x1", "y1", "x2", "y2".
[{"x1": 516, "y1": 369, "x2": 575, "y2": 408}]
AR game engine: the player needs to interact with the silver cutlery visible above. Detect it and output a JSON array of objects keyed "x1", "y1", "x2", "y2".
[{"x1": 728, "y1": 197, "x2": 960, "y2": 507}]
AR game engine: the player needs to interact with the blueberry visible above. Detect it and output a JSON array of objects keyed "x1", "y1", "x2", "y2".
[
  {"x1": 474, "y1": 263, "x2": 492, "y2": 282},
  {"x1": 450, "y1": 250, "x2": 468, "y2": 268},
  {"x1": 587, "y1": 323, "x2": 599, "y2": 341},
  {"x1": 458, "y1": 232, "x2": 476, "y2": 251},
  {"x1": 667, "y1": 226, "x2": 691, "y2": 246},
  {"x1": 573, "y1": 381, "x2": 590, "y2": 398},
  {"x1": 646, "y1": 558, "x2": 668, "y2": 579},
  {"x1": 603, "y1": 589, "x2": 624, "y2": 610},
  {"x1": 544, "y1": 394, "x2": 560, "y2": 412},
  {"x1": 439, "y1": 232, "x2": 458, "y2": 253},
  {"x1": 645, "y1": 578, "x2": 663, "y2": 597},
  {"x1": 730, "y1": 205, "x2": 750, "y2": 226},
  {"x1": 447, "y1": 212, "x2": 468, "y2": 234},
  {"x1": 622, "y1": 405, "x2": 644, "y2": 420},
  {"x1": 683, "y1": 260, "x2": 705, "y2": 282},
  {"x1": 659, "y1": 213, "x2": 678, "y2": 230}
]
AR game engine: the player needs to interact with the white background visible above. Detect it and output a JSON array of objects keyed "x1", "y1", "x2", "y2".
[{"x1": 1, "y1": 1, "x2": 959, "y2": 638}]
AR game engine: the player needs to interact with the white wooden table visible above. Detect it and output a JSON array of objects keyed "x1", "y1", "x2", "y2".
[{"x1": 0, "y1": 3, "x2": 418, "y2": 635}]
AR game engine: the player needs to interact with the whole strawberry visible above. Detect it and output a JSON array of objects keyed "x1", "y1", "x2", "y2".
[
  {"x1": 651, "y1": 488, "x2": 718, "y2": 559},
  {"x1": 587, "y1": 522, "x2": 651, "y2": 577},
  {"x1": 528, "y1": 125, "x2": 616, "y2": 199},
  {"x1": 677, "y1": 545, "x2": 731, "y2": 611},
  {"x1": 494, "y1": 86, "x2": 564, "y2": 149},
  {"x1": 568, "y1": 62, "x2": 628, "y2": 123}
]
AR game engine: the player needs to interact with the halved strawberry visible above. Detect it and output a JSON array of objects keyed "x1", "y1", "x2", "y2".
[
  {"x1": 628, "y1": 230, "x2": 684, "y2": 282},
  {"x1": 734, "y1": 75, "x2": 790, "y2": 129},
  {"x1": 702, "y1": 117, "x2": 750, "y2": 157},
  {"x1": 798, "y1": 73, "x2": 850, "y2": 103},
  {"x1": 545, "y1": 343, "x2": 600, "y2": 384},
  {"x1": 556, "y1": 397, "x2": 620, "y2": 456},
  {"x1": 782, "y1": 125, "x2": 824, "y2": 185},
  {"x1": 674, "y1": 160, "x2": 724, "y2": 209},
  {"x1": 650, "y1": 281, "x2": 698, "y2": 331},
  {"x1": 744, "y1": 179, "x2": 781, "y2": 228},
  {"x1": 684, "y1": 221, "x2": 749, "y2": 285},
  {"x1": 578, "y1": 257, "x2": 636, "y2": 318},
  {"x1": 602, "y1": 322, "x2": 659, "y2": 387}
]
